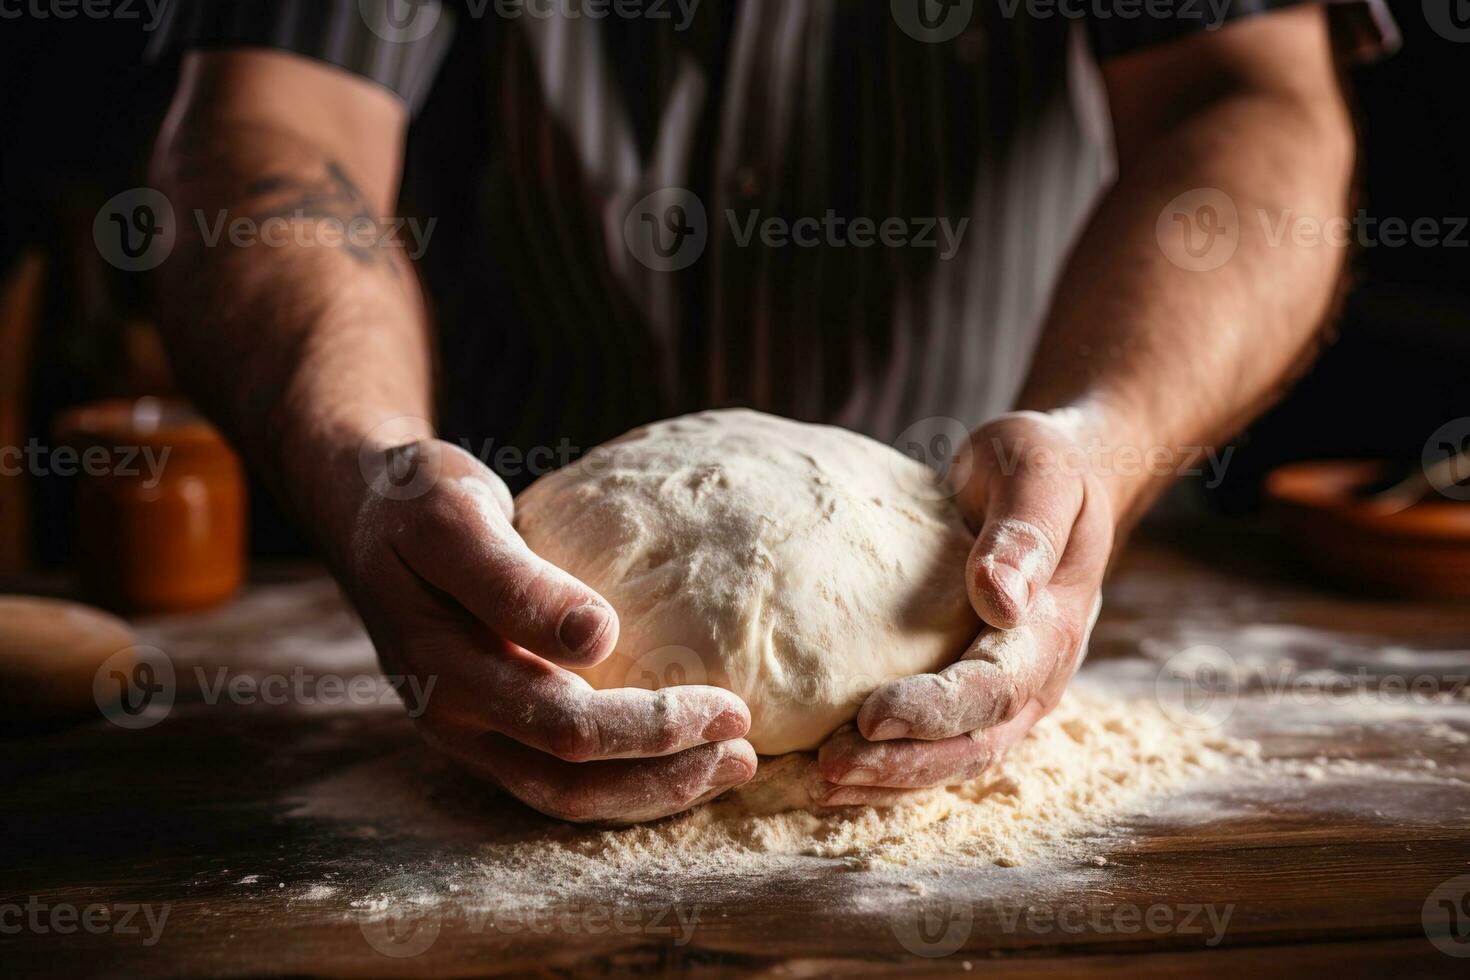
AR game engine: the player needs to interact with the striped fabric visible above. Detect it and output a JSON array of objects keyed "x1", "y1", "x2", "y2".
[
  {"x1": 151, "y1": 0, "x2": 1395, "y2": 482},
  {"x1": 147, "y1": 0, "x2": 455, "y2": 112}
]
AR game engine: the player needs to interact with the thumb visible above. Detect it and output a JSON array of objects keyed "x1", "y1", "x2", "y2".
[{"x1": 392, "y1": 460, "x2": 620, "y2": 668}]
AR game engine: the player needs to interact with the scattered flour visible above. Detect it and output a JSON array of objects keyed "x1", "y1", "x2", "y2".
[
  {"x1": 291, "y1": 686, "x2": 1257, "y2": 903},
  {"x1": 540, "y1": 690, "x2": 1254, "y2": 871}
]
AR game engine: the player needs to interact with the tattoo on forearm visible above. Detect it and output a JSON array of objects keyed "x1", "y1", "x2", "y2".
[{"x1": 237, "y1": 160, "x2": 401, "y2": 272}]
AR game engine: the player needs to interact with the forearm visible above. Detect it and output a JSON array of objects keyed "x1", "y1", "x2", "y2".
[
  {"x1": 150, "y1": 119, "x2": 433, "y2": 561},
  {"x1": 1016, "y1": 79, "x2": 1354, "y2": 529}
]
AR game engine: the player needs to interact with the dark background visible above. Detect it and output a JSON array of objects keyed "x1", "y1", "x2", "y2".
[{"x1": 0, "y1": 0, "x2": 1465, "y2": 567}]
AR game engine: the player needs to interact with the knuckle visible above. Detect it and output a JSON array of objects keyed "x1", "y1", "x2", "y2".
[
  {"x1": 649, "y1": 723, "x2": 684, "y2": 757},
  {"x1": 646, "y1": 691, "x2": 687, "y2": 755},
  {"x1": 989, "y1": 676, "x2": 1025, "y2": 725}
]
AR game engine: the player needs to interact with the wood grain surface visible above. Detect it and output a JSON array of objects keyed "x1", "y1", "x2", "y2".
[{"x1": 2, "y1": 526, "x2": 1468, "y2": 977}]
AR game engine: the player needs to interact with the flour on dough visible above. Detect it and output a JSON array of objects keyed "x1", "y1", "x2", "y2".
[{"x1": 514, "y1": 409, "x2": 980, "y2": 753}]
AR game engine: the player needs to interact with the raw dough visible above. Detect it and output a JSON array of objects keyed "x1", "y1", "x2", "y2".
[{"x1": 514, "y1": 409, "x2": 980, "y2": 753}]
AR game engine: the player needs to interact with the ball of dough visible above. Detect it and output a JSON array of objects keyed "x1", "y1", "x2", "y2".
[{"x1": 514, "y1": 410, "x2": 980, "y2": 754}]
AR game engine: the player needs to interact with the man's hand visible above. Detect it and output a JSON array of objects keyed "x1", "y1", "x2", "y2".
[
  {"x1": 815, "y1": 412, "x2": 1111, "y2": 804},
  {"x1": 152, "y1": 52, "x2": 756, "y2": 824},
  {"x1": 340, "y1": 439, "x2": 756, "y2": 823},
  {"x1": 816, "y1": 5, "x2": 1356, "y2": 803}
]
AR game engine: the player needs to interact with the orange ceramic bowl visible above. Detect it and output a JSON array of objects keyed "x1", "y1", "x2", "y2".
[{"x1": 1264, "y1": 460, "x2": 1470, "y2": 599}]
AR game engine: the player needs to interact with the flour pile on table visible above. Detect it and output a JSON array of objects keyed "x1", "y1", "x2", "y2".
[
  {"x1": 517, "y1": 690, "x2": 1254, "y2": 872},
  {"x1": 291, "y1": 686, "x2": 1256, "y2": 880}
]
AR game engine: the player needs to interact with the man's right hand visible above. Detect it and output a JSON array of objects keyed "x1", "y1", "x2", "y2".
[{"x1": 337, "y1": 437, "x2": 756, "y2": 823}]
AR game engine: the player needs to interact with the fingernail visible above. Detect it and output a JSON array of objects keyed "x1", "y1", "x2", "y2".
[
  {"x1": 713, "y1": 753, "x2": 752, "y2": 785},
  {"x1": 870, "y1": 719, "x2": 910, "y2": 741},
  {"x1": 702, "y1": 710, "x2": 747, "y2": 742},
  {"x1": 558, "y1": 604, "x2": 611, "y2": 657},
  {"x1": 841, "y1": 767, "x2": 880, "y2": 786},
  {"x1": 993, "y1": 563, "x2": 1030, "y2": 614}
]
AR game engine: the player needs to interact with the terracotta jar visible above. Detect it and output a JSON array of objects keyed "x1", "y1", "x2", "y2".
[{"x1": 57, "y1": 398, "x2": 246, "y2": 613}]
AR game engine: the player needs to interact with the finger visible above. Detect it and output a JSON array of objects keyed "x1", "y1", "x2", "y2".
[
  {"x1": 964, "y1": 481, "x2": 1077, "y2": 630},
  {"x1": 396, "y1": 476, "x2": 620, "y2": 668},
  {"x1": 967, "y1": 520, "x2": 1059, "y2": 629},
  {"x1": 421, "y1": 637, "x2": 751, "y2": 762},
  {"x1": 821, "y1": 701, "x2": 1043, "y2": 789},
  {"x1": 970, "y1": 470, "x2": 1114, "y2": 621},
  {"x1": 857, "y1": 620, "x2": 1056, "y2": 741},
  {"x1": 454, "y1": 734, "x2": 757, "y2": 824}
]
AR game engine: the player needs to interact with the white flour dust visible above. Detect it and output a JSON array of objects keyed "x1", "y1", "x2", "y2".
[
  {"x1": 544, "y1": 690, "x2": 1254, "y2": 871},
  {"x1": 288, "y1": 685, "x2": 1258, "y2": 905}
]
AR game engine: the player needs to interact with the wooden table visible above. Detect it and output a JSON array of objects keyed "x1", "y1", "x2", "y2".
[{"x1": 3, "y1": 527, "x2": 1469, "y2": 977}]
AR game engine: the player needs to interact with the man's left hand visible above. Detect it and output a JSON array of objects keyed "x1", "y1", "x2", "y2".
[{"x1": 815, "y1": 411, "x2": 1114, "y2": 804}]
